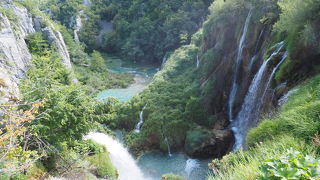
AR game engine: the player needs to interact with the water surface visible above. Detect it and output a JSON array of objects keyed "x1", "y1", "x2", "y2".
[{"x1": 97, "y1": 58, "x2": 158, "y2": 102}]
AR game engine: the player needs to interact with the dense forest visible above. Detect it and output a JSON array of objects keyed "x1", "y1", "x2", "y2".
[{"x1": 0, "y1": 0, "x2": 319, "y2": 179}]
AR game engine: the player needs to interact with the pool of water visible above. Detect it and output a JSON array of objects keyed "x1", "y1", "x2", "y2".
[
  {"x1": 97, "y1": 58, "x2": 158, "y2": 102},
  {"x1": 138, "y1": 152, "x2": 210, "y2": 180}
]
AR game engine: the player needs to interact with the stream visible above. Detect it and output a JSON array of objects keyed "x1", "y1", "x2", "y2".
[{"x1": 94, "y1": 59, "x2": 210, "y2": 180}]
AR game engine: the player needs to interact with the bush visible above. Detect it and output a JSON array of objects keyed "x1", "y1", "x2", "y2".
[
  {"x1": 86, "y1": 152, "x2": 118, "y2": 179},
  {"x1": 90, "y1": 51, "x2": 106, "y2": 72},
  {"x1": 257, "y1": 149, "x2": 320, "y2": 180}
]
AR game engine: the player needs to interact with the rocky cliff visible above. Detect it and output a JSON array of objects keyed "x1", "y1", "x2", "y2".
[{"x1": 0, "y1": 1, "x2": 72, "y2": 104}]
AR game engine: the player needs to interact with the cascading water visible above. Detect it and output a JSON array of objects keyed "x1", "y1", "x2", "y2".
[
  {"x1": 231, "y1": 42, "x2": 286, "y2": 150},
  {"x1": 185, "y1": 159, "x2": 200, "y2": 177},
  {"x1": 161, "y1": 55, "x2": 167, "y2": 68},
  {"x1": 228, "y1": 9, "x2": 253, "y2": 121},
  {"x1": 164, "y1": 137, "x2": 172, "y2": 157},
  {"x1": 134, "y1": 104, "x2": 147, "y2": 133},
  {"x1": 196, "y1": 54, "x2": 200, "y2": 68},
  {"x1": 74, "y1": 12, "x2": 83, "y2": 43},
  {"x1": 278, "y1": 88, "x2": 299, "y2": 106},
  {"x1": 85, "y1": 132, "x2": 146, "y2": 180}
]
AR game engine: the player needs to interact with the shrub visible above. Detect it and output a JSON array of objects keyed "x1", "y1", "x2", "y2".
[
  {"x1": 86, "y1": 152, "x2": 118, "y2": 179},
  {"x1": 257, "y1": 149, "x2": 320, "y2": 180}
]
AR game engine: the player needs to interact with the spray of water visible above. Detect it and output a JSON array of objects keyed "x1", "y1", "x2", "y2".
[
  {"x1": 185, "y1": 158, "x2": 200, "y2": 177},
  {"x1": 85, "y1": 132, "x2": 146, "y2": 180}
]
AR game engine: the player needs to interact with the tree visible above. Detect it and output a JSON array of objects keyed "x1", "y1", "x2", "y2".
[{"x1": 90, "y1": 50, "x2": 106, "y2": 72}]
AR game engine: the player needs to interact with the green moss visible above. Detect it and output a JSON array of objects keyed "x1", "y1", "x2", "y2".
[
  {"x1": 185, "y1": 128, "x2": 210, "y2": 152},
  {"x1": 161, "y1": 173, "x2": 186, "y2": 180},
  {"x1": 87, "y1": 152, "x2": 118, "y2": 179}
]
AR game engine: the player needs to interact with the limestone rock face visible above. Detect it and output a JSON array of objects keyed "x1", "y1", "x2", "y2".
[
  {"x1": 0, "y1": 4, "x2": 35, "y2": 103},
  {"x1": 41, "y1": 26, "x2": 72, "y2": 68},
  {"x1": 0, "y1": 2, "x2": 73, "y2": 104}
]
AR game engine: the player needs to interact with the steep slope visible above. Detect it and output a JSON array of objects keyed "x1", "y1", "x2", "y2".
[
  {"x1": 118, "y1": 0, "x2": 320, "y2": 159},
  {"x1": 0, "y1": 1, "x2": 73, "y2": 104}
]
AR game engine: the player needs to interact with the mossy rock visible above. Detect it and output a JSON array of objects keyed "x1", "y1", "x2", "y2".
[
  {"x1": 87, "y1": 152, "x2": 118, "y2": 179},
  {"x1": 161, "y1": 173, "x2": 186, "y2": 180},
  {"x1": 184, "y1": 128, "x2": 210, "y2": 154}
]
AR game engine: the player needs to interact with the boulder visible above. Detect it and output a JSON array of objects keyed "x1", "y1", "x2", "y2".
[{"x1": 185, "y1": 128, "x2": 234, "y2": 158}]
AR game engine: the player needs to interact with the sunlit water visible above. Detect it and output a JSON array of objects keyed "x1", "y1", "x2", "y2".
[
  {"x1": 138, "y1": 152, "x2": 210, "y2": 180},
  {"x1": 97, "y1": 59, "x2": 158, "y2": 102}
]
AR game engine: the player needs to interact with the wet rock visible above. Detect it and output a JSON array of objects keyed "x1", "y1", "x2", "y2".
[{"x1": 185, "y1": 128, "x2": 234, "y2": 158}]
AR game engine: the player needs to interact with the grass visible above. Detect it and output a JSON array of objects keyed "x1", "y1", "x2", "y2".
[
  {"x1": 208, "y1": 136, "x2": 315, "y2": 180},
  {"x1": 87, "y1": 152, "x2": 118, "y2": 179},
  {"x1": 208, "y1": 74, "x2": 320, "y2": 180}
]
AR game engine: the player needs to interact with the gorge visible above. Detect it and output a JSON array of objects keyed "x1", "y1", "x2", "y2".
[{"x1": 0, "y1": 0, "x2": 320, "y2": 179}]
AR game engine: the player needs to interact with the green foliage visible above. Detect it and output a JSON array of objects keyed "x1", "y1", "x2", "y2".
[
  {"x1": 25, "y1": 32, "x2": 50, "y2": 56},
  {"x1": 247, "y1": 74, "x2": 320, "y2": 147},
  {"x1": 185, "y1": 128, "x2": 210, "y2": 152},
  {"x1": 74, "y1": 64, "x2": 134, "y2": 95},
  {"x1": 44, "y1": 0, "x2": 83, "y2": 27},
  {"x1": 161, "y1": 173, "x2": 186, "y2": 180},
  {"x1": 80, "y1": 0, "x2": 213, "y2": 63},
  {"x1": 59, "y1": 25, "x2": 89, "y2": 65},
  {"x1": 208, "y1": 136, "x2": 315, "y2": 180},
  {"x1": 257, "y1": 149, "x2": 320, "y2": 180},
  {"x1": 86, "y1": 152, "x2": 118, "y2": 179},
  {"x1": 90, "y1": 50, "x2": 106, "y2": 72},
  {"x1": 0, "y1": 7, "x2": 18, "y2": 22}
]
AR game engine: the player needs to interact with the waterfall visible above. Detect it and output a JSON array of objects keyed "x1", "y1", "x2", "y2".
[
  {"x1": 231, "y1": 42, "x2": 286, "y2": 150},
  {"x1": 185, "y1": 159, "x2": 200, "y2": 177},
  {"x1": 74, "y1": 12, "x2": 83, "y2": 43},
  {"x1": 278, "y1": 89, "x2": 299, "y2": 106},
  {"x1": 161, "y1": 55, "x2": 167, "y2": 68},
  {"x1": 196, "y1": 54, "x2": 200, "y2": 68},
  {"x1": 228, "y1": 9, "x2": 253, "y2": 121},
  {"x1": 164, "y1": 137, "x2": 172, "y2": 157},
  {"x1": 85, "y1": 133, "x2": 146, "y2": 180},
  {"x1": 134, "y1": 104, "x2": 147, "y2": 133}
]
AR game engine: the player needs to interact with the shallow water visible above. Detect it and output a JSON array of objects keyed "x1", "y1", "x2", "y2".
[
  {"x1": 97, "y1": 58, "x2": 158, "y2": 102},
  {"x1": 138, "y1": 152, "x2": 210, "y2": 180}
]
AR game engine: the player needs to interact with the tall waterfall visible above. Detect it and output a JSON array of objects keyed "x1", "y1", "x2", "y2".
[
  {"x1": 86, "y1": 133, "x2": 146, "y2": 180},
  {"x1": 228, "y1": 9, "x2": 253, "y2": 121},
  {"x1": 134, "y1": 104, "x2": 147, "y2": 133},
  {"x1": 231, "y1": 42, "x2": 286, "y2": 150}
]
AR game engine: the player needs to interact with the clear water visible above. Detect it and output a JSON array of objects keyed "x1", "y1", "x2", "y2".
[
  {"x1": 137, "y1": 152, "x2": 210, "y2": 180},
  {"x1": 97, "y1": 58, "x2": 158, "y2": 102}
]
